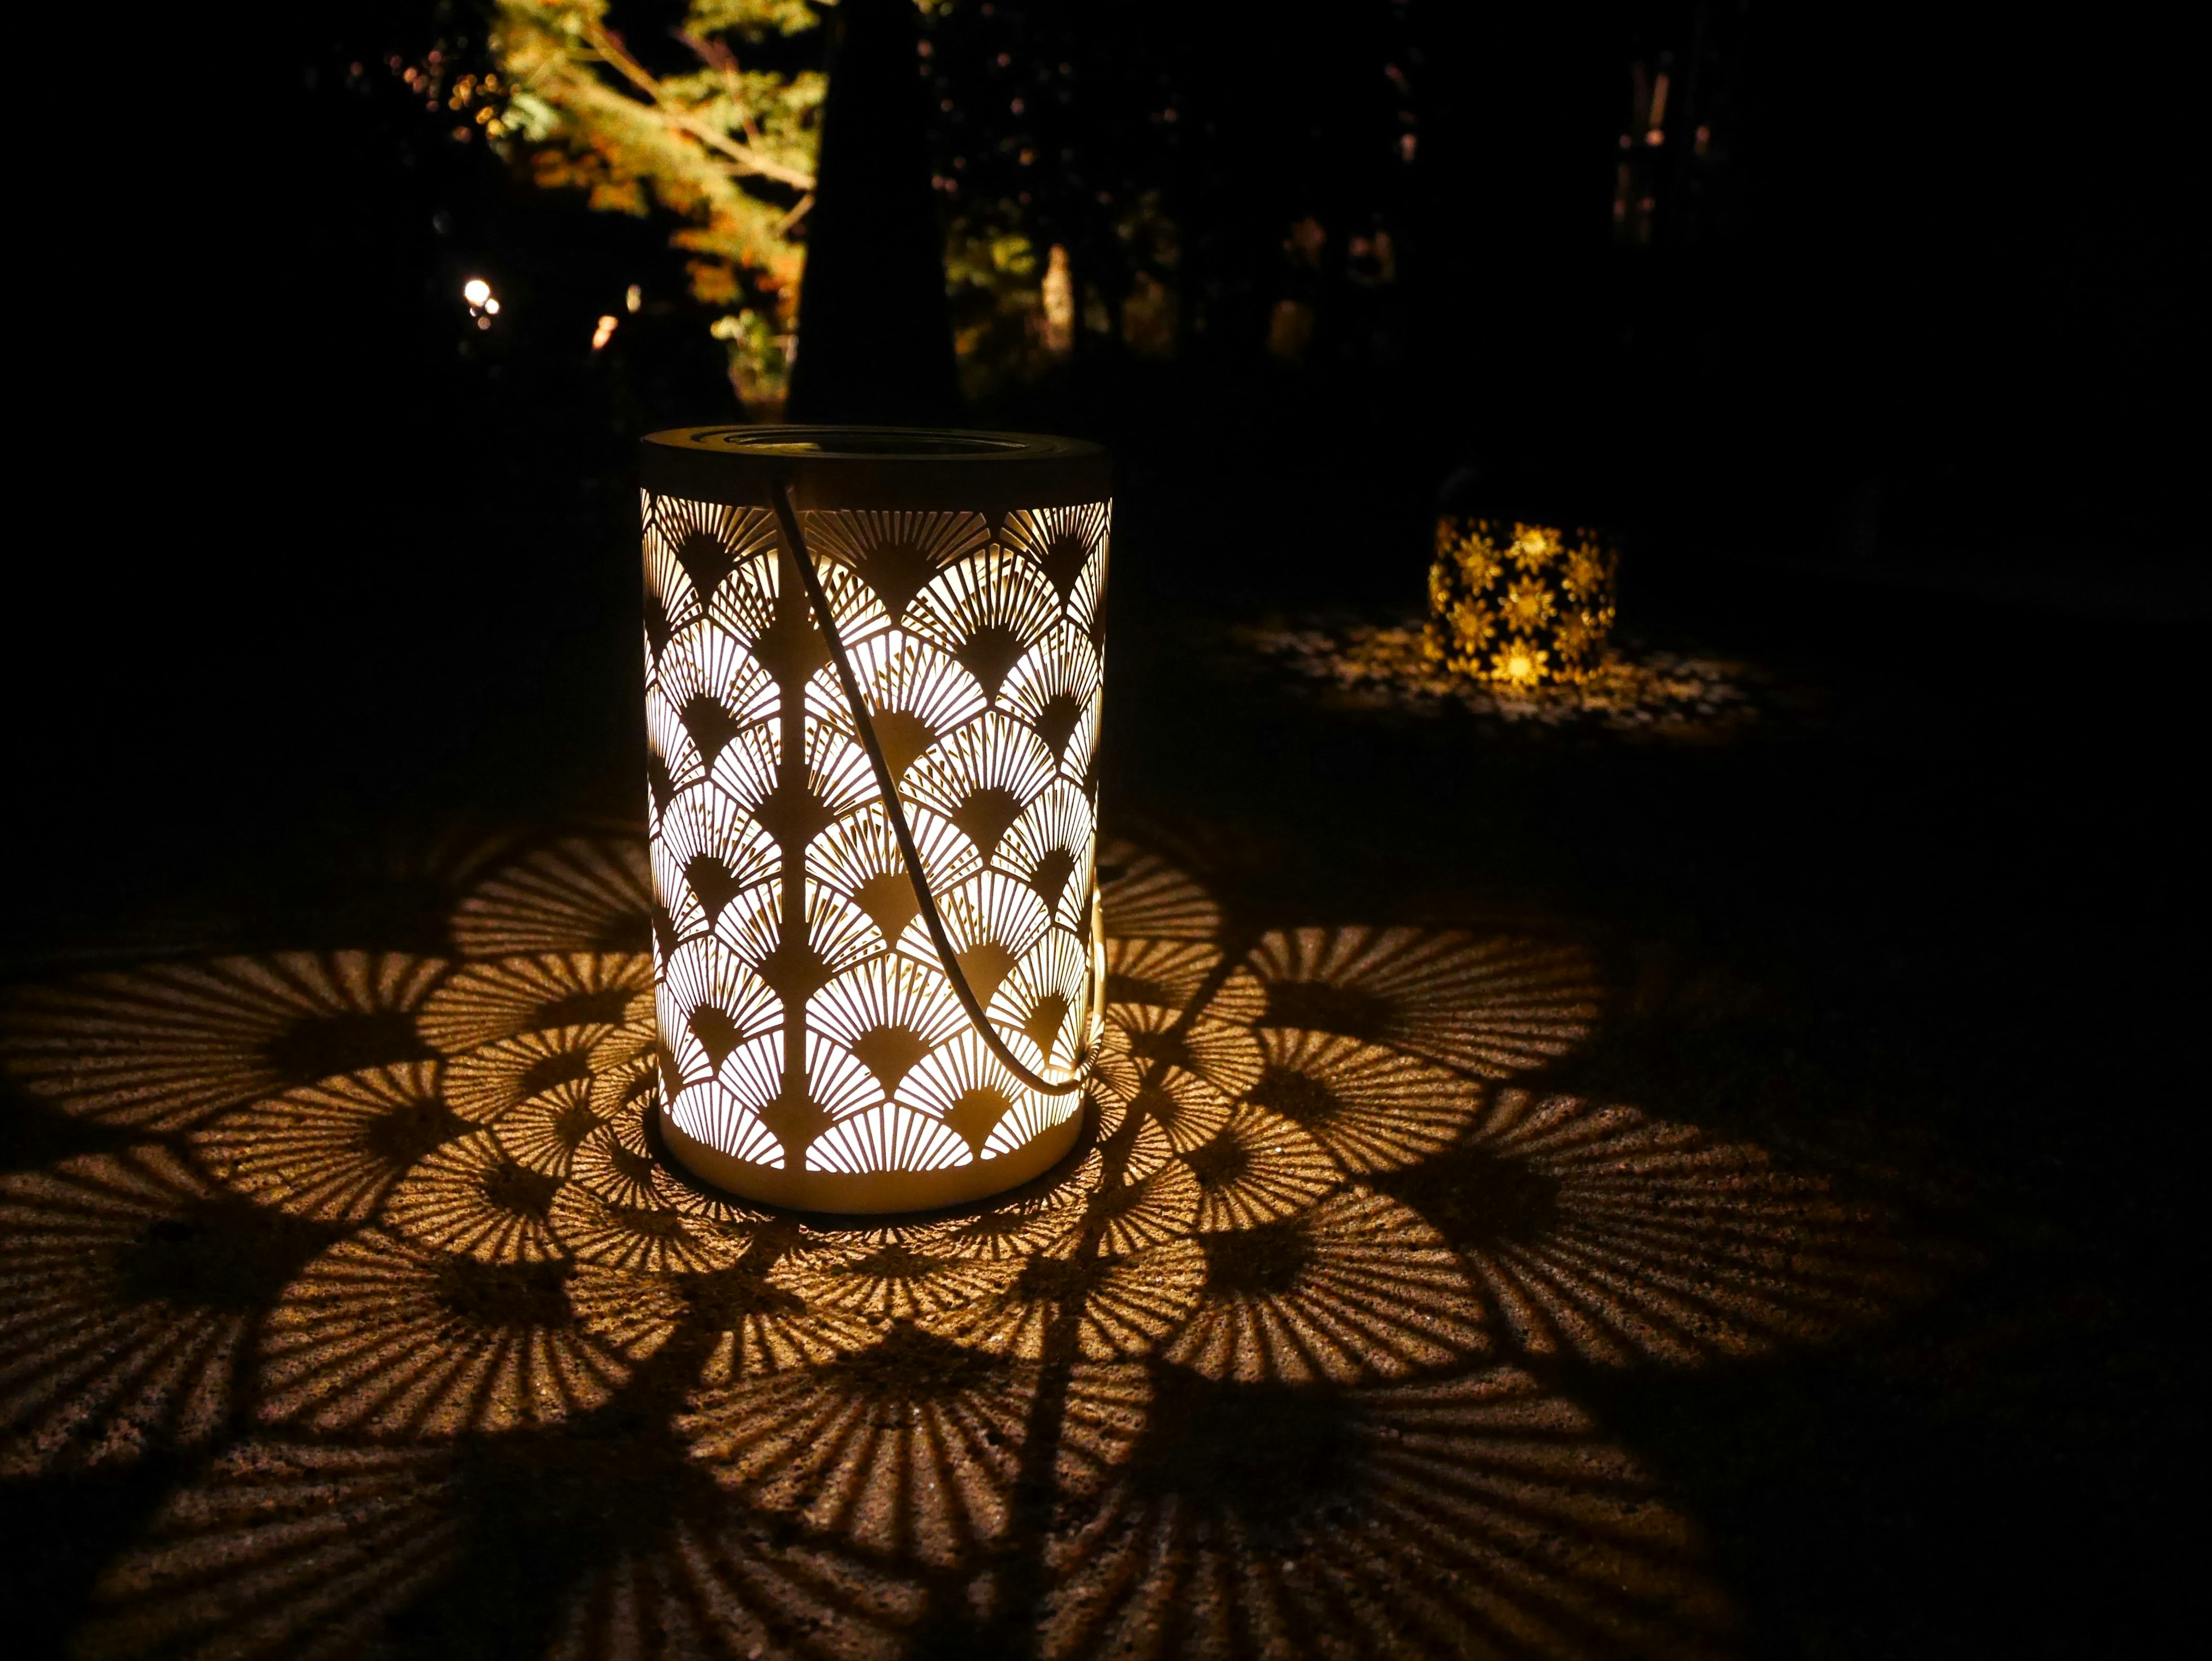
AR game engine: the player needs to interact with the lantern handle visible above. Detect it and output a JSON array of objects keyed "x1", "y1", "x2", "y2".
[{"x1": 770, "y1": 476, "x2": 1102, "y2": 1098}]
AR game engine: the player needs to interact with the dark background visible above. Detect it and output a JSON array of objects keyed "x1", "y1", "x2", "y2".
[{"x1": 6, "y1": 2, "x2": 2203, "y2": 1654}]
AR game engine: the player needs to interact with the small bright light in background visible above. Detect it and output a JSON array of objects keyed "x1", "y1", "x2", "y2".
[
  {"x1": 464, "y1": 277, "x2": 500, "y2": 331},
  {"x1": 592, "y1": 315, "x2": 619, "y2": 351},
  {"x1": 625, "y1": 284, "x2": 642, "y2": 314}
]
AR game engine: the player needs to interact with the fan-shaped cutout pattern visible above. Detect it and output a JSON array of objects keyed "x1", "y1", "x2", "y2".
[
  {"x1": 910, "y1": 548, "x2": 1062, "y2": 703},
  {"x1": 989, "y1": 928, "x2": 1093, "y2": 1077},
  {"x1": 1002, "y1": 622, "x2": 1103, "y2": 762},
  {"x1": 805, "y1": 509, "x2": 991, "y2": 627},
  {"x1": 903, "y1": 714, "x2": 1058, "y2": 866},
  {"x1": 646, "y1": 497, "x2": 777, "y2": 620},
  {"x1": 658, "y1": 939, "x2": 778, "y2": 1087},
  {"x1": 664, "y1": 1073, "x2": 786, "y2": 1171},
  {"x1": 846, "y1": 632, "x2": 989, "y2": 763},
  {"x1": 1000, "y1": 782, "x2": 1098, "y2": 930},
  {"x1": 810, "y1": 1103, "x2": 975, "y2": 1175},
  {"x1": 810, "y1": 958, "x2": 969, "y2": 1098},
  {"x1": 655, "y1": 790, "x2": 780, "y2": 943},
  {"x1": 809, "y1": 801, "x2": 983, "y2": 952},
  {"x1": 896, "y1": 1029, "x2": 1047, "y2": 1159},
  {"x1": 1001, "y1": 500, "x2": 1110, "y2": 626},
  {"x1": 925, "y1": 871, "x2": 1054, "y2": 1010}
]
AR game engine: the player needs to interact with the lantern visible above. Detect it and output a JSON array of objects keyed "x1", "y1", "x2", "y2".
[
  {"x1": 638, "y1": 427, "x2": 1111, "y2": 1213},
  {"x1": 1426, "y1": 516, "x2": 1620, "y2": 690}
]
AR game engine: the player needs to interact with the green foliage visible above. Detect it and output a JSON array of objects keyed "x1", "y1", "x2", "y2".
[
  {"x1": 491, "y1": 0, "x2": 825, "y2": 401},
  {"x1": 944, "y1": 214, "x2": 1051, "y2": 403}
]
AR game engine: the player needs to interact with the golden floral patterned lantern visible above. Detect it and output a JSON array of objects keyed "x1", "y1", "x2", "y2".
[
  {"x1": 638, "y1": 427, "x2": 1112, "y2": 1212},
  {"x1": 1426, "y1": 517, "x2": 1620, "y2": 690}
]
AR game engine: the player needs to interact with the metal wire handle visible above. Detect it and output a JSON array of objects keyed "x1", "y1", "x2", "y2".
[{"x1": 770, "y1": 477, "x2": 1103, "y2": 1097}]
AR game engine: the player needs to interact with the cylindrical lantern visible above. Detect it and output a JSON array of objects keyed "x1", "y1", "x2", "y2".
[
  {"x1": 638, "y1": 427, "x2": 1111, "y2": 1213},
  {"x1": 1426, "y1": 519, "x2": 1620, "y2": 690}
]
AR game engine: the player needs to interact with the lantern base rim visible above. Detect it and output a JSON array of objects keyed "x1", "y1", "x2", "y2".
[{"x1": 657, "y1": 1103, "x2": 1086, "y2": 1216}]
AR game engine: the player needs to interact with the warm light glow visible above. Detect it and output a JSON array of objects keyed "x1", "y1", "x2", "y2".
[
  {"x1": 591, "y1": 314, "x2": 618, "y2": 350},
  {"x1": 0, "y1": 835, "x2": 1943, "y2": 1652},
  {"x1": 642, "y1": 479, "x2": 1111, "y2": 1210},
  {"x1": 624, "y1": 283, "x2": 642, "y2": 314},
  {"x1": 1428, "y1": 516, "x2": 1619, "y2": 688},
  {"x1": 462, "y1": 278, "x2": 491, "y2": 307}
]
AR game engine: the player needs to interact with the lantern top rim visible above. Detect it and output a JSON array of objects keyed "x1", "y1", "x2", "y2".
[{"x1": 641, "y1": 423, "x2": 1110, "y2": 511}]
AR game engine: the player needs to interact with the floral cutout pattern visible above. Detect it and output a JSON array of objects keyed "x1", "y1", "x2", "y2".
[{"x1": 1426, "y1": 517, "x2": 1621, "y2": 688}]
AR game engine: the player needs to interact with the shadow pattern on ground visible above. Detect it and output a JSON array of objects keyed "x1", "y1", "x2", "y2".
[{"x1": 1, "y1": 836, "x2": 1940, "y2": 1659}]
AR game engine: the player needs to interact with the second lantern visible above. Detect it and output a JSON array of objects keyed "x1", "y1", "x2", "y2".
[{"x1": 638, "y1": 427, "x2": 1111, "y2": 1213}]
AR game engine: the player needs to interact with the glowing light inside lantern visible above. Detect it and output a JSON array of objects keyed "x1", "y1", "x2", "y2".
[
  {"x1": 1427, "y1": 517, "x2": 1619, "y2": 688},
  {"x1": 639, "y1": 429, "x2": 1111, "y2": 1212}
]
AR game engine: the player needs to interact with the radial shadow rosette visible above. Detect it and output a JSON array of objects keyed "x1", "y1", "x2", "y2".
[
  {"x1": 1165, "y1": 1187, "x2": 1493, "y2": 1385},
  {"x1": 544, "y1": 1507, "x2": 923, "y2": 1661},
  {"x1": 1242, "y1": 926, "x2": 1600, "y2": 1081},
  {"x1": 1372, "y1": 1089, "x2": 1938, "y2": 1367},
  {"x1": 1097, "y1": 840, "x2": 1222, "y2": 943},
  {"x1": 1039, "y1": 1365, "x2": 1735, "y2": 1660},
  {"x1": 1, "y1": 952, "x2": 445, "y2": 1132},
  {"x1": 191, "y1": 1061, "x2": 467, "y2": 1225},
  {"x1": 382, "y1": 1130, "x2": 573, "y2": 1264},
  {"x1": 0, "y1": 831, "x2": 1961, "y2": 1654},
  {"x1": 415, "y1": 951, "x2": 655, "y2": 1057},
  {"x1": 448, "y1": 835, "x2": 654, "y2": 957},
  {"x1": 1243, "y1": 1027, "x2": 1490, "y2": 1177},
  {"x1": 256, "y1": 1227, "x2": 631, "y2": 1436},
  {"x1": 678, "y1": 1327, "x2": 1149, "y2": 1570},
  {"x1": 74, "y1": 1440, "x2": 464, "y2": 1661},
  {"x1": 1178, "y1": 1104, "x2": 1342, "y2": 1233},
  {"x1": 0, "y1": 1147, "x2": 270, "y2": 1475}
]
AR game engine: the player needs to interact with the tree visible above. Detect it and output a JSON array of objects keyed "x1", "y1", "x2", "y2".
[{"x1": 491, "y1": 0, "x2": 825, "y2": 403}]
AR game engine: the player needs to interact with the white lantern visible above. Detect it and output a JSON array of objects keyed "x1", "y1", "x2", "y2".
[{"x1": 638, "y1": 427, "x2": 1112, "y2": 1212}]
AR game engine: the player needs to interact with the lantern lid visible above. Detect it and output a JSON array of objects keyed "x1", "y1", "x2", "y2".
[{"x1": 641, "y1": 424, "x2": 1111, "y2": 510}]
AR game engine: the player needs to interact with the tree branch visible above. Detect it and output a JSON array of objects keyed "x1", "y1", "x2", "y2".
[{"x1": 582, "y1": 20, "x2": 813, "y2": 191}]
